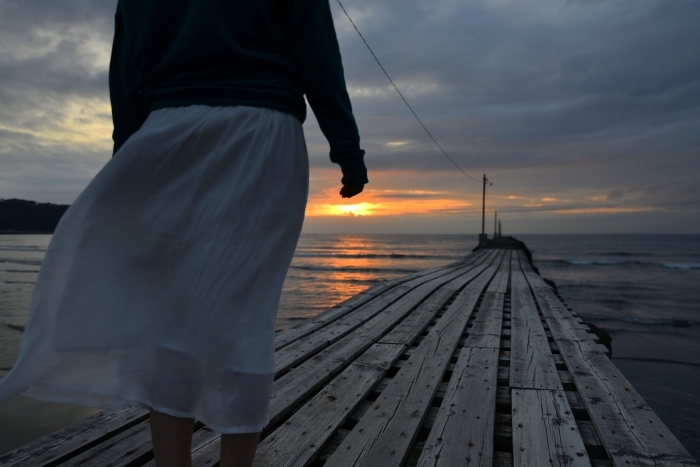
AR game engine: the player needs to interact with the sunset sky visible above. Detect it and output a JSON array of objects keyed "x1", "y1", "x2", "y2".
[{"x1": 0, "y1": 0, "x2": 698, "y2": 234}]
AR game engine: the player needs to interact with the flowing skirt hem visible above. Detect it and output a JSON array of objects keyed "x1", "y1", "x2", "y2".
[{"x1": 22, "y1": 383, "x2": 269, "y2": 434}]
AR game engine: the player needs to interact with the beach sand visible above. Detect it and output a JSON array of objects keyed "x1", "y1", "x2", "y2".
[{"x1": 0, "y1": 394, "x2": 100, "y2": 454}]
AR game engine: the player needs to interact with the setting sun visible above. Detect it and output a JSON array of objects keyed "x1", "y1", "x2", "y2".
[
  {"x1": 333, "y1": 203, "x2": 374, "y2": 216},
  {"x1": 308, "y1": 202, "x2": 377, "y2": 217}
]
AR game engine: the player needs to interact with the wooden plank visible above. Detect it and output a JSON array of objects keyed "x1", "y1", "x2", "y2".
[
  {"x1": 273, "y1": 251, "x2": 493, "y2": 375},
  {"x1": 510, "y1": 268, "x2": 562, "y2": 390},
  {"x1": 274, "y1": 251, "x2": 485, "y2": 350},
  {"x1": 324, "y1": 254, "x2": 503, "y2": 467},
  {"x1": 521, "y1": 270, "x2": 574, "y2": 320},
  {"x1": 377, "y1": 250, "x2": 498, "y2": 348},
  {"x1": 518, "y1": 250, "x2": 608, "y2": 352},
  {"x1": 416, "y1": 256, "x2": 511, "y2": 465},
  {"x1": 458, "y1": 251, "x2": 511, "y2": 349},
  {"x1": 417, "y1": 347, "x2": 500, "y2": 467},
  {"x1": 557, "y1": 340, "x2": 698, "y2": 466},
  {"x1": 0, "y1": 407, "x2": 148, "y2": 467},
  {"x1": 511, "y1": 389, "x2": 590, "y2": 467},
  {"x1": 468, "y1": 291, "x2": 505, "y2": 349},
  {"x1": 486, "y1": 252, "x2": 511, "y2": 295},
  {"x1": 60, "y1": 421, "x2": 152, "y2": 467},
  {"x1": 251, "y1": 346, "x2": 398, "y2": 467},
  {"x1": 522, "y1": 270, "x2": 610, "y2": 355}
]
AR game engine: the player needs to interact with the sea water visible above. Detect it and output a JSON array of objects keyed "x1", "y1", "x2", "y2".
[{"x1": 0, "y1": 234, "x2": 698, "y2": 458}]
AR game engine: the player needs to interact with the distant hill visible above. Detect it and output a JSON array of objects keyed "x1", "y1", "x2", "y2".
[{"x1": 0, "y1": 199, "x2": 70, "y2": 233}]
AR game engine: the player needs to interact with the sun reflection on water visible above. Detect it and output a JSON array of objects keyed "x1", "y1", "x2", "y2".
[{"x1": 276, "y1": 234, "x2": 471, "y2": 330}]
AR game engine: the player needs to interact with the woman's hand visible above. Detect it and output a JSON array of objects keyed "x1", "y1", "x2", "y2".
[
  {"x1": 340, "y1": 185, "x2": 364, "y2": 198},
  {"x1": 338, "y1": 158, "x2": 367, "y2": 198}
]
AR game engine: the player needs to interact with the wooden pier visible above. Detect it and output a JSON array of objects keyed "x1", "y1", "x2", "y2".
[{"x1": 2, "y1": 243, "x2": 697, "y2": 466}]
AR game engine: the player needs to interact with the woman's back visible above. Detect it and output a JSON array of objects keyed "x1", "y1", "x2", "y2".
[
  {"x1": 112, "y1": 0, "x2": 366, "y2": 181},
  {"x1": 116, "y1": 1, "x2": 304, "y2": 124}
]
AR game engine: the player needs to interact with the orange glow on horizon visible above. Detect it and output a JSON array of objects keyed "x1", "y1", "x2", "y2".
[{"x1": 305, "y1": 187, "x2": 472, "y2": 217}]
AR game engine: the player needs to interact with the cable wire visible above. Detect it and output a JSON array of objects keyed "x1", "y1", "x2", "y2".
[{"x1": 336, "y1": 0, "x2": 480, "y2": 182}]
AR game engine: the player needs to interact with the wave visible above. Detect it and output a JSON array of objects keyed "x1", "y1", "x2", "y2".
[
  {"x1": 291, "y1": 265, "x2": 419, "y2": 274},
  {"x1": 592, "y1": 251, "x2": 657, "y2": 257},
  {"x1": 580, "y1": 314, "x2": 698, "y2": 327},
  {"x1": 294, "y1": 252, "x2": 459, "y2": 260},
  {"x1": 540, "y1": 259, "x2": 700, "y2": 270},
  {"x1": 613, "y1": 357, "x2": 700, "y2": 368},
  {"x1": 557, "y1": 282, "x2": 649, "y2": 292},
  {"x1": 2, "y1": 269, "x2": 40, "y2": 274},
  {"x1": 539, "y1": 259, "x2": 653, "y2": 267},
  {"x1": 662, "y1": 263, "x2": 700, "y2": 270}
]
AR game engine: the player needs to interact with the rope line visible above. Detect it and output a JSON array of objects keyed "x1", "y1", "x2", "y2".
[{"x1": 336, "y1": 0, "x2": 480, "y2": 182}]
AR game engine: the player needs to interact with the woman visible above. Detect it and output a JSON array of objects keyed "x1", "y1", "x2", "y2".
[{"x1": 0, "y1": 0, "x2": 367, "y2": 466}]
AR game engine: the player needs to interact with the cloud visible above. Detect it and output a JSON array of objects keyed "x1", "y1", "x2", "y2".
[{"x1": 0, "y1": 0, "x2": 698, "y2": 231}]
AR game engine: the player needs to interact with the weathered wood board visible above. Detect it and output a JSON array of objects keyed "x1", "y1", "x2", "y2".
[
  {"x1": 509, "y1": 268, "x2": 562, "y2": 390},
  {"x1": 417, "y1": 346, "x2": 500, "y2": 467},
  {"x1": 511, "y1": 389, "x2": 589, "y2": 467}
]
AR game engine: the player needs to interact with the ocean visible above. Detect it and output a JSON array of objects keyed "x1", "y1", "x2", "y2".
[{"x1": 0, "y1": 233, "x2": 698, "y2": 458}]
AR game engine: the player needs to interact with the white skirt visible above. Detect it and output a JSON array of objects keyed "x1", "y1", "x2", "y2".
[{"x1": 0, "y1": 105, "x2": 309, "y2": 433}]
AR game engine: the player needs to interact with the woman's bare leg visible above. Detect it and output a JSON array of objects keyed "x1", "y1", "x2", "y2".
[
  {"x1": 149, "y1": 409, "x2": 195, "y2": 467},
  {"x1": 219, "y1": 432, "x2": 261, "y2": 467}
]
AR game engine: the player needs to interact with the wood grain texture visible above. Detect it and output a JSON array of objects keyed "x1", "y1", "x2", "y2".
[
  {"x1": 417, "y1": 347, "x2": 500, "y2": 467},
  {"x1": 468, "y1": 291, "x2": 505, "y2": 349},
  {"x1": 274, "y1": 251, "x2": 492, "y2": 376},
  {"x1": 324, "y1": 254, "x2": 503, "y2": 467},
  {"x1": 522, "y1": 270, "x2": 610, "y2": 355},
  {"x1": 273, "y1": 251, "x2": 485, "y2": 351},
  {"x1": 460, "y1": 252, "x2": 510, "y2": 349},
  {"x1": 378, "y1": 250, "x2": 499, "y2": 347},
  {"x1": 557, "y1": 340, "x2": 698, "y2": 466},
  {"x1": 60, "y1": 421, "x2": 152, "y2": 467},
  {"x1": 511, "y1": 389, "x2": 590, "y2": 467},
  {"x1": 252, "y1": 363, "x2": 385, "y2": 467},
  {"x1": 510, "y1": 269, "x2": 562, "y2": 390},
  {"x1": 0, "y1": 407, "x2": 148, "y2": 467},
  {"x1": 486, "y1": 253, "x2": 511, "y2": 295}
]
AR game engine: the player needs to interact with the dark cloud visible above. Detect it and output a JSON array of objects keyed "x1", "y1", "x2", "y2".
[{"x1": 330, "y1": 0, "x2": 700, "y2": 174}]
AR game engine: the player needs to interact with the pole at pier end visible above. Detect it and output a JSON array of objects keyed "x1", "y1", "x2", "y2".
[
  {"x1": 478, "y1": 173, "x2": 489, "y2": 247},
  {"x1": 494, "y1": 211, "x2": 497, "y2": 239}
]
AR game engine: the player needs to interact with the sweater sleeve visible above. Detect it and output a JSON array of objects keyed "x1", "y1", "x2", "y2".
[
  {"x1": 109, "y1": 3, "x2": 149, "y2": 156},
  {"x1": 283, "y1": 0, "x2": 368, "y2": 186}
]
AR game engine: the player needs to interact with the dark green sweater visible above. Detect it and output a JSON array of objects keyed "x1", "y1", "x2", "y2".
[{"x1": 109, "y1": 0, "x2": 367, "y2": 186}]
